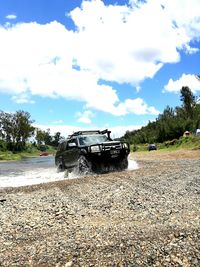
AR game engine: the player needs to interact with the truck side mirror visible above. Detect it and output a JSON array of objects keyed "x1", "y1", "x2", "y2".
[{"x1": 68, "y1": 142, "x2": 77, "y2": 148}]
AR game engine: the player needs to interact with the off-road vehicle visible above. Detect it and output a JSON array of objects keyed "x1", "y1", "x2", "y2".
[
  {"x1": 55, "y1": 129, "x2": 130, "y2": 174},
  {"x1": 148, "y1": 143, "x2": 157, "y2": 151}
]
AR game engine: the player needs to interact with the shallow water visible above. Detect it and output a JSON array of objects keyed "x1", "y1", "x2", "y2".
[{"x1": 0, "y1": 156, "x2": 138, "y2": 188}]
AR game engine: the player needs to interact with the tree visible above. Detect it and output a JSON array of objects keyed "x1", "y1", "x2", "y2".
[
  {"x1": 120, "y1": 87, "x2": 199, "y2": 144},
  {"x1": 180, "y1": 86, "x2": 196, "y2": 119},
  {"x1": 51, "y1": 132, "x2": 62, "y2": 147},
  {"x1": 0, "y1": 110, "x2": 35, "y2": 151},
  {"x1": 14, "y1": 111, "x2": 35, "y2": 150},
  {"x1": 0, "y1": 111, "x2": 13, "y2": 145},
  {"x1": 35, "y1": 128, "x2": 46, "y2": 145},
  {"x1": 44, "y1": 128, "x2": 52, "y2": 145}
]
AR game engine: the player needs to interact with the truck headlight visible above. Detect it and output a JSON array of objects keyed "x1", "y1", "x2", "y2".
[
  {"x1": 123, "y1": 143, "x2": 128, "y2": 149},
  {"x1": 91, "y1": 145, "x2": 101, "y2": 152}
]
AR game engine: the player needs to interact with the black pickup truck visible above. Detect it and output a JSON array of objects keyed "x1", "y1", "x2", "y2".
[{"x1": 55, "y1": 129, "x2": 130, "y2": 174}]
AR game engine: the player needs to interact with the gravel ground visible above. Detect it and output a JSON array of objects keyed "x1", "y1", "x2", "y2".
[{"x1": 0, "y1": 150, "x2": 200, "y2": 267}]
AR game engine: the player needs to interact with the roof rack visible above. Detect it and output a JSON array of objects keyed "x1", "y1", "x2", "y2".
[{"x1": 68, "y1": 129, "x2": 111, "y2": 139}]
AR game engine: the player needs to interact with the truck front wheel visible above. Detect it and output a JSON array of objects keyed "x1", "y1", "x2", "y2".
[
  {"x1": 118, "y1": 157, "x2": 128, "y2": 170},
  {"x1": 76, "y1": 155, "x2": 92, "y2": 175}
]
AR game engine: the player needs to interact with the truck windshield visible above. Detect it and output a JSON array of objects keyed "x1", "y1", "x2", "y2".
[{"x1": 78, "y1": 135, "x2": 109, "y2": 145}]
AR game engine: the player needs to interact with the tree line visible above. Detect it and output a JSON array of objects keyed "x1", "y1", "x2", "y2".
[
  {"x1": 122, "y1": 86, "x2": 200, "y2": 144},
  {"x1": 1, "y1": 86, "x2": 199, "y2": 151},
  {"x1": 0, "y1": 110, "x2": 63, "y2": 152}
]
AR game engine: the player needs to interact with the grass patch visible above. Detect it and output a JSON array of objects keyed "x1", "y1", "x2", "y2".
[
  {"x1": 131, "y1": 135, "x2": 200, "y2": 152},
  {"x1": 0, "y1": 152, "x2": 21, "y2": 161},
  {"x1": 0, "y1": 145, "x2": 56, "y2": 161}
]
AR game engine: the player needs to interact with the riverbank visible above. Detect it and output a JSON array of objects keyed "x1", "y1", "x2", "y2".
[
  {"x1": 0, "y1": 150, "x2": 200, "y2": 266},
  {"x1": 132, "y1": 148, "x2": 200, "y2": 161},
  {"x1": 130, "y1": 135, "x2": 200, "y2": 152},
  {"x1": 0, "y1": 151, "x2": 44, "y2": 161},
  {"x1": 0, "y1": 146, "x2": 55, "y2": 161}
]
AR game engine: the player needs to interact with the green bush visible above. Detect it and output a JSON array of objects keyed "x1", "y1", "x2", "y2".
[
  {"x1": 164, "y1": 139, "x2": 178, "y2": 147},
  {"x1": 132, "y1": 144, "x2": 138, "y2": 152},
  {"x1": 0, "y1": 140, "x2": 7, "y2": 152},
  {"x1": 37, "y1": 144, "x2": 48, "y2": 151}
]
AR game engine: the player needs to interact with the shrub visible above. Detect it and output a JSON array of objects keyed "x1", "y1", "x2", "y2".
[{"x1": 0, "y1": 140, "x2": 7, "y2": 152}]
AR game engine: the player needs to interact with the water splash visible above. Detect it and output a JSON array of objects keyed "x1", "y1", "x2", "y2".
[
  {"x1": 0, "y1": 157, "x2": 139, "y2": 188},
  {"x1": 128, "y1": 159, "x2": 139, "y2": 170},
  {"x1": 0, "y1": 167, "x2": 66, "y2": 188}
]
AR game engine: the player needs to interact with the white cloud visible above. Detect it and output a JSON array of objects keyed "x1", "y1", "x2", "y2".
[
  {"x1": 164, "y1": 74, "x2": 200, "y2": 93},
  {"x1": 108, "y1": 124, "x2": 142, "y2": 138},
  {"x1": 183, "y1": 44, "x2": 199, "y2": 54},
  {"x1": 129, "y1": 0, "x2": 145, "y2": 8},
  {"x1": 1, "y1": 0, "x2": 200, "y2": 116},
  {"x1": 6, "y1": 14, "x2": 17, "y2": 20},
  {"x1": 115, "y1": 98, "x2": 160, "y2": 115},
  {"x1": 70, "y1": 0, "x2": 200, "y2": 83},
  {"x1": 11, "y1": 93, "x2": 35, "y2": 104},
  {"x1": 52, "y1": 120, "x2": 64, "y2": 124},
  {"x1": 76, "y1": 110, "x2": 95, "y2": 124}
]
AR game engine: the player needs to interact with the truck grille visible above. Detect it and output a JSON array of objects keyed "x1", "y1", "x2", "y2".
[{"x1": 102, "y1": 142, "x2": 122, "y2": 151}]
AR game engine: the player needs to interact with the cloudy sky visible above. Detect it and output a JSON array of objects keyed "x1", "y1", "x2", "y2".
[{"x1": 0, "y1": 0, "x2": 200, "y2": 137}]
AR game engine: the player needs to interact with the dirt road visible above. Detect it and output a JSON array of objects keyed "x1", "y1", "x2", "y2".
[{"x1": 0, "y1": 149, "x2": 200, "y2": 266}]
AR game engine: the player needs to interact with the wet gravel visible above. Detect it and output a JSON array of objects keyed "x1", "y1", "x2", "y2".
[{"x1": 0, "y1": 155, "x2": 200, "y2": 266}]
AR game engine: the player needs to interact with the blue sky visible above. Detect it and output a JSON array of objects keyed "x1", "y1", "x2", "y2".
[{"x1": 0, "y1": 0, "x2": 200, "y2": 137}]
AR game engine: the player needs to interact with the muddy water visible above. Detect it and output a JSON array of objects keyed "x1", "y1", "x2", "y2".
[{"x1": 0, "y1": 156, "x2": 138, "y2": 188}]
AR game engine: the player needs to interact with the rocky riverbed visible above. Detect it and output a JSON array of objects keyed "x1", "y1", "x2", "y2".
[{"x1": 0, "y1": 150, "x2": 200, "y2": 266}]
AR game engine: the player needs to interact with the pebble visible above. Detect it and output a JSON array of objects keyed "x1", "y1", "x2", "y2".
[{"x1": 0, "y1": 157, "x2": 199, "y2": 266}]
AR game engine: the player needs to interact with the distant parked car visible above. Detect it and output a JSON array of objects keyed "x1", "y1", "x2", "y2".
[
  {"x1": 148, "y1": 144, "x2": 157, "y2": 151},
  {"x1": 40, "y1": 152, "x2": 49, "y2": 156}
]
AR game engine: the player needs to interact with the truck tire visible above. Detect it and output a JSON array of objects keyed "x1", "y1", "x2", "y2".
[
  {"x1": 57, "y1": 163, "x2": 64, "y2": 172},
  {"x1": 76, "y1": 155, "x2": 92, "y2": 175},
  {"x1": 119, "y1": 157, "x2": 128, "y2": 170}
]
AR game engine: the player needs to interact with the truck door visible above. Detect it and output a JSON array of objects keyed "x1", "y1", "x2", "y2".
[{"x1": 63, "y1": 139, "x2": 80, "y2": 168}]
